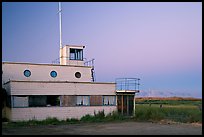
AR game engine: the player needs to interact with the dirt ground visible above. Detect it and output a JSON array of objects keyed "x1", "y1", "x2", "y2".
[{"x1": 2, "y1": 121, "x2": 202, "y2": 135}]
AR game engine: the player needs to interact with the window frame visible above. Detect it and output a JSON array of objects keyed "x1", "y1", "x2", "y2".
[
  {"x1": 76, "y1": 95, "x2": 90, "y2": 106},
  {"x1": 24, "y1": 69, "x2": 31, "y2": 77},
  {"x1": 12, "y1": 95, "x2": 29, "y2": 108},
  {"x1": 70, "y1": 48, "x2": 83, "y2": 60},
  {"x1": 50, "y1": 70, "x2": 57, "y2": 78},
  {"x1": 75, "y1": 72, "x2": 81, "y2": 78},
  {"x1": 103, "y1": 95, "x2": 116, "y2": 106}
]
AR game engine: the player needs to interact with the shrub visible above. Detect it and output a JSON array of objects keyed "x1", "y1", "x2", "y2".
[
  {"x1": 105, "y1": 111, "x2": 125, "y2": 121},
  {"x1": 43, "y1": 117, "x2": 60, "y2": 125},
  {"x1": 94, "y1": 110, "x2": 105, "y2": 119},
  {"x1": 2, "y1": 118, "x2": 9, "y2": 122},
  {"x1": 80, "y1": 114, "x2": 94, "y2": 122}
]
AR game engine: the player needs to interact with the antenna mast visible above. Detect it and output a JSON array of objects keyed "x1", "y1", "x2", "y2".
[{"x1": 58, "y1": 2, "x2": 62, "y2": 49}]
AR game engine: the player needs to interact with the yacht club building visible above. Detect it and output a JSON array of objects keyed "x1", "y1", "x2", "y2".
[{"x1": 2, "y1": 45, "x2": 140, "y2": 121}]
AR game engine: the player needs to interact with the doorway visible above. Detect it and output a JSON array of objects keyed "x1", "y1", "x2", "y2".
[{"x1": 117, "y1": 94, "x2": 135, "y2": 116}]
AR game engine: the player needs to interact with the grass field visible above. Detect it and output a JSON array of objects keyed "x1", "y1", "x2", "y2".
[{"x1": 134, "y1": 97, "x2": 202, "y2": 123}]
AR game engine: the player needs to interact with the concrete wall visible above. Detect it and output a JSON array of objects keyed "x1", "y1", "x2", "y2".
[
  {"x1": 2, "y1": 62, "x2": 92, "y2": 85},
  {"x1": 10, "y1": 106, "x2": 117, "y2": 121},
  {"x1": 8, "y1": 81, "x2": 116, "y2": 95}
]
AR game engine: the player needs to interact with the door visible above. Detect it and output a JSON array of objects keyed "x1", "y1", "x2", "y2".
[{"x1": 117, "y1": 94, "x2": 135, "y2": 116}]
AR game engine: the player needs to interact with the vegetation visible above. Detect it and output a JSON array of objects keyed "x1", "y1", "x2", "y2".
[
  {"x1": 134, "y1": 104, "x2": 202, "y2": 123},
  {"x1": 134, "y1": 97, "x2": 202, "y2": 123},
  {"x1": 3, "y1": 111, "x2": 127, "y2": 127}
]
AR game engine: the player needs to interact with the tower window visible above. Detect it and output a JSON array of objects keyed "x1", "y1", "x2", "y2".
[
  {"x1": 50, "y1": 71, "x2": 57, "y2": 78},
  {"x1": 24, "y1": 70, "x2": 31, "y2": 77},
  {"x1": 70, "y1": 48, "x2": 83, "y2": 60}
]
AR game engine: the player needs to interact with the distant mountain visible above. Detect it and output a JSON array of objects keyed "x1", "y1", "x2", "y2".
[{"x1": 136, "y1": 89, "x2": 194, "y2": 98}]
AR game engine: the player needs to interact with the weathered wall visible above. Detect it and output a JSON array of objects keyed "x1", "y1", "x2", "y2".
[
  {"x1": 2, "y1": 62, "x2": 92, "y2": 85},
  {"x1": 10, "y1": 106, "x2": 117, "y2": 121},
  {"x1": 9, "y1": 81, "x2": 116, "y2": 95}
]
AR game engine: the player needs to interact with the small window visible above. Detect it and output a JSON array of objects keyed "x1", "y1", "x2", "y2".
[
  {"x1": 90, "y1": 95, "x2": 103, "y2": 106},
  {"x1": 70, "y1": 48, "x2": 83, "y2": 60},
  {"x1": 47, "y1": 95, "x2": 60, "y2": 106},
  {"x1": 50, "y1": 71, "x2": 57, "y2": 78},
  {"x1": 75, "y1": 72, "x2": 81, "y2": 78},
  {"x1": 29, "y1": 95, "x2": 47, "y2": 107},
  {"x1": 76, "y1": 96, "x2": 90, "y2": 106},
  {"x1": 13, "y1": 96, "x2": 29, "y2": 108},
  {"x1": 103, "y1": 96, "x2": 116, "y2": 106},
  {"x1": 24, "y1": 70, "x2": 31, "y2": 77}
]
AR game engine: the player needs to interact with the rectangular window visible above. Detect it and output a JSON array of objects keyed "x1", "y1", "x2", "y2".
[
  {"x1": 29, "y1": 95, "x2": 47, "y2": 107},
  {"x1": 90, "y1": 95, "x2": 103, "y2": 106},
  {"x1": 76, "y1": 96, "x2": 90, "y2": 106},
  {"x1": 61, "y1": 95, "x2": 76, "y2": 107},
  {"x1": 29, "y1": 95, "x2": 61, "y2": 107},
  {"x1": 47, "y1": 95, "x2": 60, "y2": 106},
  {"x1": 70, "y1": 48, "x2": 83, "y2": 60},
  {"x1": 13, "y1": 96, "x2": 29, "y2": 107},
  {"x1": 103, "y1": 96, "x2": 116, "y2": 106}
]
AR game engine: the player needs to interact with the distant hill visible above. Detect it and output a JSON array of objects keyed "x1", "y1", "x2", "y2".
[
  {"x1": 135, "y1": 96, "x2": 202, "y2": 101},
  {"x1": 136, "y1": 90, "x2": 201, "y2": 99}
]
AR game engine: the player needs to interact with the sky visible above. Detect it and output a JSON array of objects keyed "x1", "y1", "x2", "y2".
[{"x1": 2, "y1": 2, "x2": 202, "y2": 98}]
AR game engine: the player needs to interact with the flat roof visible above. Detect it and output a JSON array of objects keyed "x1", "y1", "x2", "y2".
[
  {"x1": 2, "y1": 61, "x2": 92, "y2": 68},
  {"x1": 64, "y1": 45, "x2": 85, "y2": 49},
  {"x1": 4, "y1": 80, "x2": 116, "y2": 85}
]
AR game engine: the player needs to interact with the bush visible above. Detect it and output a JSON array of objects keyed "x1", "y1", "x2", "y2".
[
  {"x1": 2, "y1": 118, "x2": 9, "y2": 122},
  {"x1": 43, "y1": 117, "x2": 60, "y2": 125},
  {"x1": 94, "y1": 110, "x2": 105, "y2": 119},
  {"x1": 80, "y1": 114, "x2": 95, "y2": 122},
  {"x1": 105, "y1": 111, "x2": 125, "y2": 121},
  {"x1": 80, "y1": 110, "x2": 125, "y2": 122}
]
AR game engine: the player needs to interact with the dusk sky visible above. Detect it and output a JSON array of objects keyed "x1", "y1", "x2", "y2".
[{"x1": 2, "y1": 2, "x2": 202, "y2": 98}]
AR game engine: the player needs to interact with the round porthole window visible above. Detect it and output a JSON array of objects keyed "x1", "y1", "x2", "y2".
[
  {"x1": 75, "y1": 72, "x2": 81, "y2": 78},
  {"x1": 50, "y1": 71, "x2": 57, "y2": 78},
  {"x1": 24, "y1": 70, "x2": 31, "y2": 77}
]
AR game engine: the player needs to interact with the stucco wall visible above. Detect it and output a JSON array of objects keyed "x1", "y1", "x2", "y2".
[
  {"x1": 10, "y1": 106, "x2": 117, "y2": 121},
  {"x1": 2, "y1": 62, "x2": 92, "y2": 84},
  {"x1": 9, "y1": 81, "x2": 116, "y2": 95}
]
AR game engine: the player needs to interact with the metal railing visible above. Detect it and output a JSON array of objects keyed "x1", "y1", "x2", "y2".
[
  {"x1": 84, "y1": 59, "x2": 95, "y2": 67},
  {"x1": 52, "y1": 57, "x2": 95, "y2": 67},
  {"x1": 51, "y1": 57, "x2": 96, "y2": 81},
  {"x1": 116, "y1": 78, "x2": 140, "y2": 91}
]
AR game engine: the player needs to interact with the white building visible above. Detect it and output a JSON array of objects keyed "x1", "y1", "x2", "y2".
[{"x1": 2, "y1": 45, "x2": 116, "y2": 121}]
